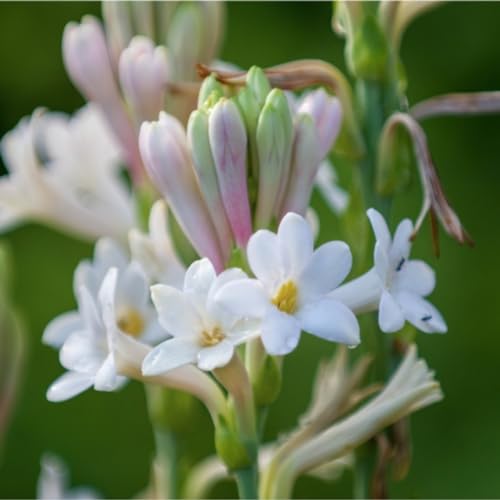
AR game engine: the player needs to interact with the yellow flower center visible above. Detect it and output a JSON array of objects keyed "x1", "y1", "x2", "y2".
[
  {"x1": 200, "y1": 326, "x2": 225, "y2": 347},
  {"x1": 116, "y1": 308, "x2": 145, "y2": 338},
  {"x1": 272, "y1": 280, "x2": 298, "y2": 314}
]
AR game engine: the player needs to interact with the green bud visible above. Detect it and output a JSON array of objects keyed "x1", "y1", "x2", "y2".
[
  {"x1": 253, "y1": 355, "x2": 282, "y2": 407},
  {"x1": 348, "y1": 13, "x2": 389, "y2": 81},
  {"x1": 198, "y1": 74, "x2": 225, "y2": 109},
  {"x1": 255, "y1": 89, "x2": 293, "y2": 228},
  {"x1": 214, "y1": 414, "x2": 255, "y2": 471},
  {"x1": 246, "y1": 66, "x2": 271, "y2": 106},
  {"x1": 375, "y1": 121, "x2": 413, "y2": 196},
  {"x1": 134, "y1": 180, "x2": 157, "y2": 232}
]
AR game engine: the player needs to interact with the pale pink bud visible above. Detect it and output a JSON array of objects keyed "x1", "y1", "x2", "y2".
[
  {"x1": 119, "y1": 36, "x2": 168, "y2": 124},
  {"x1": 208, "y1": 99, "x2": 252, "y2": 247},
  {"x1": 298, "y1": 88, "x2": 343, "y2": 159},
  {"x1": 139, "y1": 112, "x2": 224, "y2": 271},
  {"x1": 63, "y1": 16, "x2": 143, "y2": 182},
  {"x1": 280, "y1": 114, "x2": 322, "y2": 217}
]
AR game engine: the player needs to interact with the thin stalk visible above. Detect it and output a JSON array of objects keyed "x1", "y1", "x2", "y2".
[
  {"x1": 234, "y1": 465, "x2": 259, "y2": 499},
  {"x1": 153, "y1": 428, "x2": 178, "y2": 499}
]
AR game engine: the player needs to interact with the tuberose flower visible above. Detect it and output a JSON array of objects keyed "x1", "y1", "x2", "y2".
[
  {"x1": 142, "y1": 258, "x2": 259, "y2": 375},
  {"x1": 331, "y1": 208, "x2": 447, "y2": 334},
  {"x1": 215, "y1": 212, "x2": 360, "y2": 356}
]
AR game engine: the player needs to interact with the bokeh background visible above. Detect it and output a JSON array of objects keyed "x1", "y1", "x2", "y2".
[{"x1": 0, "y1": 2, "x2": 499, "y2": 498}]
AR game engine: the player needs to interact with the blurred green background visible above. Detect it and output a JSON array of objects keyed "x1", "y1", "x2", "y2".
[{"x1": 0, "y1": 2, "x2": 499, "y2": 498}]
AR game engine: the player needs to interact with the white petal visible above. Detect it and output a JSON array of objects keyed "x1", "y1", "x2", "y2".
[
  {"x1": 59, "y1": 330, "x2": 106, "y2": 373},
  {"x1": 140, "y1": 319, "x2": 169, "y2": 346},
  {"x1": 261, "y1": 308, "x2": 301, "y2": 355},
  {"x1": 142, "y1": 338, "x2": 199, "y2": 375},
  {"x1": 115, "y1": 263, "x2": 149, "y2": 308},
  {"x1": 393, "y1": 259, "x2": 436, "y2": 297},
  {"x1": 151, "y1": 284, "x2": 202, "y2": 338},
  {"x1": 183, "y1": 258, "x2": 216, "y2": 296},
  {"x1": 396, "y1": 291, "x2": 447, "y2": 334},
  {"x1": 46, "y1": 371, "x2": 94, "y2": 402},
  {"x1": 213, "y1": 279, "x2": 269, "y2": 319},
  {"x1": 246, "y1": 229, "x2": 282, "y2": 289},
  {"x1": 197, "y1": 340, "x2": 234, "y2": 371},
  {"x1": 389, "y1": 218, "x2": 413, "y2": 268},
  {"x1": 378, "y1": 290, "x2": 405, "y2": 333},
  {"x1": 299, "y1": 241, "x2": 352, "y2": 301},
  {"x1": 207, "y1": 267, "x2": 248, "y2": 304},
  {"x1": 76, "y1": 285, "x2": 104, "y2": 334},
  {"x1": 42, "y1": 311, "x2": 82, "y2": 348},
  {"x1": 277, "y1": 212, "x2": 314, "y2": 277},
  {"x1": 296, "y1": 298, "x2": 360, "y2": 346},
  {"x1": 94, "y1": 237, "x2": 128, "y2": 273},
  {"x1": 367, "y1": 208, "x2": 391, "y2": 251},
  {"x1": 374, "y1": 241, "x2": 389, "y2": 280},
  {"x1": 94, "y1": 353, "x2": 126, "y2": 391}
]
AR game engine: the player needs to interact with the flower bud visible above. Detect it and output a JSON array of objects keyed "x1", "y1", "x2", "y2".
[
  {"x1": 188, "y1": 109, "x2": 233, "y2": 261},
  {"x1": 101, "y1": 1, "x2": 133, "y2": 68},
  {"x1": 298, "y1": 89, "x2": 343, "y2": 159},
  {"x1": 252, "y1": 355, "x2": 282, "y2": 407},
  {"x1": 280, "y1": 114, "x2": 322, "y2": 217},
  {"x1": 247, "y1": 66, "x2": 272, "y2": 106},
  {"x1": 119, "y1": 36, "x2": 168, "y2": 123},
  {"x1": 63, "y1": 16, "x2": 143, "y2": 181},
  {"x1": 209, "y1": 99, "x2": 252, "y2": 247},
  {"x1": 215, "y1": 414, "x2": 255, "y2": 471},
  {"x1": 139, "y1": 112, "x2": 224, "y2": 271},
  {"x1": 255, "y1": 89, "x2": 293, "y2": 228},
  {"x1": 198, "y1": 74, "x2": 225, "y2": 109}
]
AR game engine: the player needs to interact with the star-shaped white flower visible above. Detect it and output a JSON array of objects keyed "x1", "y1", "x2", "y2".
[
  {"x1": 331, "y1": 209, "x2": 447, "y2": 334},
  {"x1": 216, "y1": 212, "x2": 360, "y2": 356},
  {"x1": 142, "y1": 258, "x2": 259, "y2": 375},
  {"x1": 43, "y1": 246, "x2": 166, "y2": 401}
]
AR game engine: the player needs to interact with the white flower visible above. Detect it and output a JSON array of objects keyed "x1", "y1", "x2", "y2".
[
  {"x1": 0, "y1": 104, "x2": 136, "y2": 241},
  {"x1": 142, "y1": 258, "x2": 259, "y2": 375},
  {"x1": 315, "y1": 160, "x2": 349, "y2": 215},
  {"x1": 215, "y1": 212, "x2": 360, "y2": 356},
  {"x1": 129, "y1": 200, "x2": 185, "y2": 287},
  {"x1": 37, "y1": 454, "x2": 99, "y2": 499},
  {"x1": 331, "y1": 208, "x2": 447, "y2": 334},
  {"x1": 43, "y1": 243, "x2": 166, "y2": 401}
]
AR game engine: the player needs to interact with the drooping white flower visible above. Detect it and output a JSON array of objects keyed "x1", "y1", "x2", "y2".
[
  {"x1": 37, "y1": 454, "x2": 99, "y2": 499},
  {"x1": 216, "y1": 212, "x2": 360, "y2": 356},
  {"x1": 331, "y1": 208, "x2": 447, "y2": 334},
  {"x1": 315, "y1": 160, "x2": 349, "y2": 215},
  {"x1": 142, "y1": 258, "x2": 259, "y2": 375},
  {"x1": 0, "y1": 105, "x2": 136, "y2": 241},
  {"x1": 43, "y1": 242, "x2": 166, "y2": 401},
  {"x1": 129, "y1": 200, "x2": 185, "y2": 287}
]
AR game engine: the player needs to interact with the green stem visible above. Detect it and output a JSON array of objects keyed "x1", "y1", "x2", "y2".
[
  {"x1": 153, "y1": 428, "x2": 178, "y2": 499},
  {"x1": 235, "y1": 465, "x2": 258, "y2": 499}
]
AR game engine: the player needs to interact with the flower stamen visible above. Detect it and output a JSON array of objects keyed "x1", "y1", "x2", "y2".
[
  {"x1": 272, "y1": 280, "x2": 298, "y2": 314},
  {"x1": 200, "y1": 326, "x2": 225, "y2": 347},
  {"x1": 117, "y1": 308, "x2": 145, "y2": 337}
]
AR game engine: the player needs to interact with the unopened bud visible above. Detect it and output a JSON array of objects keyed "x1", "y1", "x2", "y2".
[
  {"x1": 215, "y1": 414, "x2": 254, "y2": 471},
  {"x1": 139, "y1": 112, "x2": 224, "y2": 271},
  {"x1": 209, "y1": 99, "x2": 252, "y2": 247},
  {"x1": 188, "y1": 109, "x2": 233, "y2": 261},
  {"x1": 119, "y1": 36, "x2": 168, "y2": 123},
  {"x1": 247, "y1": 66, "x2": 272, "y2": 106},
  {"x1": 255, "y1": 89, "x2": 293, "y2": 228},
  {"x1": 280, "y1": 114, "x2": 322, "y2": 217},
  {"x1": 253, "y1": 355, "x2": 282, "y2": 407},
  {"x1": 298, "y1": 88, "x2": 343, "y2": 159},
  {"x1": 198, "y1": 74, "x2": 225, "y2": 109}
]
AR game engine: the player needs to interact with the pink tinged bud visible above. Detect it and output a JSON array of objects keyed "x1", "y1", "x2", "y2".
[
  {"x1": 62, "y1": 16, "x2": 143, "y2": 183},
  {"x1": 298, "y1": 88, "x2": 343, "y2": 159},
  {"x1": 280, "y1": 114, "x2": 322, "y2": 217},
  {"x1": 208, "y1": 99, "x2": 252, "y2": 247},
  {"x1": 139, "y1": 113, "x2": 224, "y2": 272},
  {"x1": 188, "y1": 110, "x2": 233, "y2": 262},
  {"x1": 119, "y1": 36, "x2": 168, "y2": 123}
]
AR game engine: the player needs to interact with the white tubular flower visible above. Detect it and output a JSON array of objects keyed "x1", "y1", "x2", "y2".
[
  {"x1": 37, "y1": 454, "x2": 99, "y2": 500},
  {"x1": 0, "y1": 105, "x2": 135, "y2": 242},
  {"x1": 142, "y1": 258, "x2": 259, "y2": 375},
  {"x1": 331, "y1": 209, "x2": 447, "y2": 334},
  {"x1": 261, "y1": 345, "x2": 443, "y2": 499},
  {"x1": 129, "y1": 200, "x2": 185, "y2": 287},
  {"x1": 216, "y1": 212, "x2": 360, "y2": 356},
  {"x1": 315, "y1": 160, "x2": 349, "y2": 215},
  {"x1": 43, "y1": 245, "x2": 166, "y2": 401}
]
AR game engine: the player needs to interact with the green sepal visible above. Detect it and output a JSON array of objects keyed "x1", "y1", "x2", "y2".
[{"x1": 253, "y1": 355, "x2": 282, "y2": 407}]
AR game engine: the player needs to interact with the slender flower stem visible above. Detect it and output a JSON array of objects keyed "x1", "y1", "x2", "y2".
[
  {"x1": 153, "y1": 428, "x2": 178, "y2": 499},
  {"x1": 234, "y1": 465, "x2": 259, "y2": 499}
]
